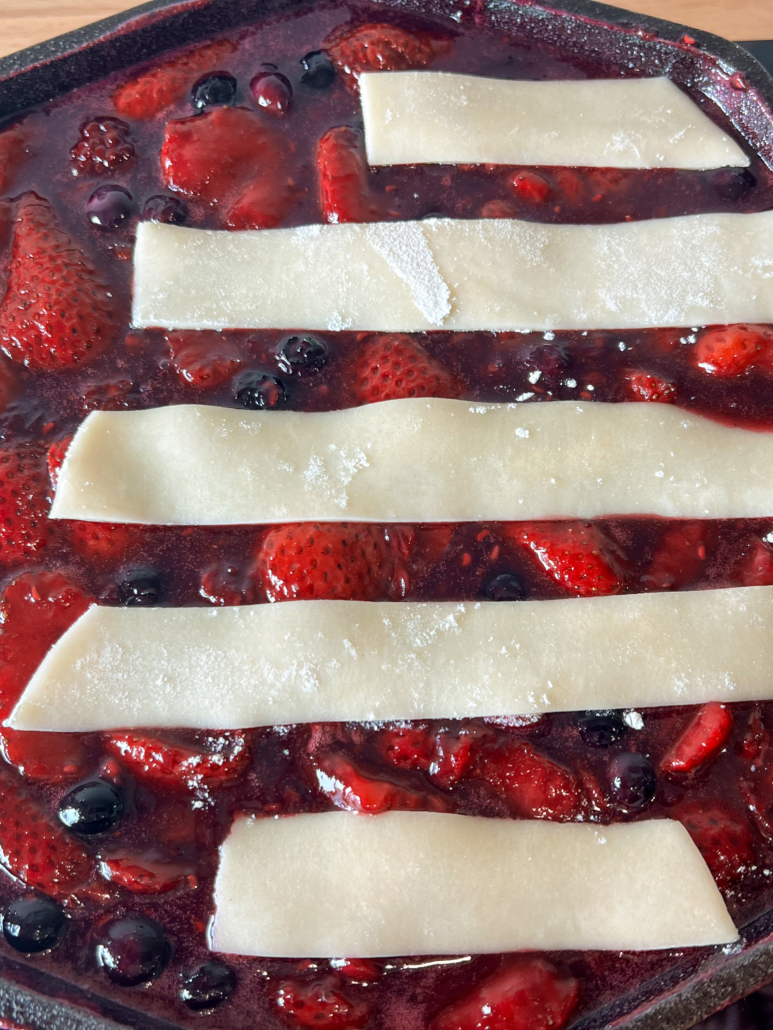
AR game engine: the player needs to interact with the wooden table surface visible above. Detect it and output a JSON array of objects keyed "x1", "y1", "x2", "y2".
[{"x1": 1, "y1": 0, "x2": 771, "y2": 61}]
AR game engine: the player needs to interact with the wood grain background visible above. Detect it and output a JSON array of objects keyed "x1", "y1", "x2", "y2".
[{"x1": 0, "y1": 0, "x2": 770, "y2": 61}]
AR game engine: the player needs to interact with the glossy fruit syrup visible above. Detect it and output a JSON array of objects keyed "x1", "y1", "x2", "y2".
[{"x1": 0, "y1": 2, "x2": 772, "y2": 1028}]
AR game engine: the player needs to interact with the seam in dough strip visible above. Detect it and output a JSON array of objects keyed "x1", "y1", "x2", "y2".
[
  {"x1": 359, "y1": 72, "x2": 749, "y2": 169},
  {"x1": 210, "y1": 812, "x2": 737, "y2": 956},
  {"x1": 10, "y1": 587, "x2": 773, "y2": 731},
  {"x1": 51, "y1": 399, "x2": 773, "y2": 525},
  {"x1": 132, "y1": 212, "x2": 773, "y2": 332}
]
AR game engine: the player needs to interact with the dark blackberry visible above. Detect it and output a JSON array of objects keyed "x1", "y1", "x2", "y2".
[
  {"x1": 192, "y1": 72, "x2": 237, "y2": 110},
  {"x1": 277, "y1": 334, "x2": 328, "y2": 374}
]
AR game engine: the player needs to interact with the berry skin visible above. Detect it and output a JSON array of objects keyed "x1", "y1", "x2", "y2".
[
  {"x1": 166, "y1": 330, "x2": 242, "y2": 390},
  {"x1": 112, "y1": 39, "x2": 237, "y2": 119},
  {"x1": 692, "y1": 324, "x2": 773, "y2": 376},
  {"x1": 431, "y1": 957, "x2": 579, "y2": 1030},
  {"x1": 256, "y1": 522, "x2": 408, "y2": 602},
  {"x1": 676, "y1": 802, "x2": 755, "y2": 888},
  {"x1": 0, "y1": 194, "x2": 117, "y2": 370},
  {"x1": 275, "y1": 976, "x2": 369, "y2": 1028},
  {"x1": 0, "y1": 729, "x2": 87, "y2": 784},
  {"x1": 142, "y1": 194, "x2": 188, "y2": 225},
  {"x1": 2, "y1": 894, "x2": 66, "y2": 954},
  {"x1": 352, "y1": 334, "x2": 461, "y2": 404},
  {"x1": 503, "y1": 521, "x2": 624, "y2": 597},
  {"x1": 67, "y1": 521, "x2": 142, "y2": 561},
  {"x1": 234, "y1": 372, "x2": 287, "y2": 409},
  {"x1": 0, "y1": 764, "x2": 92, "y2": 897},
  {"x1": 485, "y1": 571, "x2": 527, "y2": 601},
  {"x1": 277, "y1": 334, "x2": 328, "y2": 374},
  {"x1": 299, "y1": 51, "x2": 336, "y2": 89},
  {"x1": 191, "y1": 72, "x2": 237, "y2": 110},
  {"x1": 96, "y1": 916, "x2": 171, "y2": 987},
  {"x1": 70, "y1": 118, "x2": 135, "y2": 176},
  {"x1": 251, "y1": 72, "x2": 292, "y2": 114},
  {"x1": 58, "y1": 780, "x2": 124, "y2": 835},
  {"x1": 0, "y1": 441, "x2": 52, "y2": 564},
  {"x1": 99, "y1": 856, "x2": 194, "y2": 896},
  {"x1": 661, "y1": 703, "x2": 733, "y2": 777},
  {"x1": 624, "y1": 370, "x2": 677, "y2": 403},
  {"x1": 317, "y1": 126, "x2": 379, "y2": 224},
  {"x1": 509, "y1": 170, "x2": 549, "y2": 203},
  {"x1": 105, "y1": 731, "x2": 251, "y2": 791},
  {"x1": 607, "y1": 752, "x2": 656, "y2": 811},
  {"x1": 0, "y1": 572, "x2": 92, "y2": 720},
  {"x1": 162, "y1": 106, "x2": 293, "y2": 229},
  {"x1": 483, "y1": 742, "x2": 585, "y2": 821},
  {"x1": 118, "y1": 567, "x2": 163, "y2": 606},
  {"x1": 578, "y1": 711, "x2": 627, "y2": 748},
  {"x1": 181, "y1": 959, "x2": 236, "y2": 1011},
  {"x1": 324, "y1": 23, "x2": 444, "y2": 90},
  {"x1": 87, "y1": 185, "x2": 134, "y2": 229}
]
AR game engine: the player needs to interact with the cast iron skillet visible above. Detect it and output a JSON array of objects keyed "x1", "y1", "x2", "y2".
[{"x1": 0, "y1": 1, "x2": 772, "y2": 1028}]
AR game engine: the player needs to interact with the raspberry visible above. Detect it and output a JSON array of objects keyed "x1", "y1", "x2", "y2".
[{"x1": 70, "y1": 118, "x2": 135, "y2": 176}]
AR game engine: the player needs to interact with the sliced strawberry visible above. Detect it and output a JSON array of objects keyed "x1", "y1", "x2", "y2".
[
  {"x1": 162, "y1": 107, "x2": 292, "y2": 228},
  {"x1": 0, "y1": 572, "x2": 92, "y2": 719},
  {"x1": 377, "y1": 724, "x2": 434, "y2": 771},
  {"x1": 480, "y1": 198, "x2": 518, "y2": 218},
  {"x1": 352, "y1": 334, "x2": 461, "y2": 405},
  {"x1": 508, "y1": 170, "x2": 549, "y2": 203},
  {"x1": 67, "y1": 521, "x2": 142, "y2": 560},
  {"x1": 99, "y1": 856, "x2": 196, "y2": 895},
  {"x1": 256, "y1": 521, "x2": 409, "y2": 602},
  {"x1": 0, "y1": 194, "x2": 116, "y2": 371},
  {"x1": 738, "y1": 538, "x2": 773, "y2": 587},
  {"x1": 503, "y1": 521, "x2": 623, "y2": 597},
  {"x1": 275, "y1": 977, "x2": 369, "y2": 1029},
  {"x1": 112, "y1": 39, "x2": 237, "y2": 119},
  {"x1": 317, "y1": 126, "x2": 379, "y2": 224},
  {"x1": 641, "y1": 521, "x2": 706, "y2": 591},
  {"x1": 483, "y1": 742, "x2": 585, "y2": 820},
  {"x1": 0, "y1": 440, "x2": 53, "y2": 564},
  {"x1": 106, "y1": 731, "x2": 251, "y2": 791},
  {"x1": 325, "y1": 23, "x2": 446, "y2": 89},
  {"x1": 0, "y1": 729, "x2": 87, "y2": 783},
  {"x1": 47, "y1": 436, "x2": 72, "y2": 492},
  {"x1": 624, "y1": 370, "x2": 677, "y2": 403},
  {"x1": 675, "y1": 802, "x2": 755, "y2": 888},
  {"x1": 692, "y1": 324, "x2": 773, "y2": 377},
  {"x1": 313, "y1": 753, "x2": 433, "y2": 813},
  {"x1": 0, "y1": 763, "x2": 92, "y2": 897},
  {"x1": 431, "y1": 957, "x2": 579, "y2": 1030},
  {"x1": 330, "y1": 958, "x2": 381, "y2": 982},
  {"x1": 166, "y1": 330, "x2": 242, "y2": 389},
  {"x1": 430, "y1": 730, "x2": 476, "y2": 788},
  {"x1": 661, "y1": 704, "x2": 733, "y2": 777}
]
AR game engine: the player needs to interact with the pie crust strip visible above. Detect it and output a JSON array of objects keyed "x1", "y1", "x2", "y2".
[
  {"x1": 10, "y1": 587, "x2": 773, "y2": 731},
  {"x1": 51, "y1": 400, "x2": 773, "y2": 525},
  {"x1": 210, "y1": 812, "x2": 737, "y2": 956},
  {"x1": 359, "y1": 72, "x2": 749, "y2": 169},
  {"x1": 132, "y1": 213, "x2": 773, "y2": 332}
]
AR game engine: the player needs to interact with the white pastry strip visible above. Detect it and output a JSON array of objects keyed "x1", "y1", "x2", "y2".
[
  {"x1": 360, "y1": 72, "x2": 749, "y2": 169},
  {"x1": 210, "y1": 812, "x2": 737, "y2": 956},
  {"x1": 51, "y1": 400, "x2": 773, "y2": 525},
  {"x1": 132, "y1": 212, "x2": 773, "y2": 332},
  {"x1": 10, "y1": 587, "x2": 773, "y2": 731}
]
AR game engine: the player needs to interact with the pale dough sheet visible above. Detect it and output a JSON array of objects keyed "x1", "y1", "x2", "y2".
[
  {"x1": 51, "y1": 400, "x2": 773, "y2": 525},
  {"x1": 360, "y1": 73, "x2": 749, "y2": 169},
  {"x1": 10, "y1": 587, "x2": 773, "y2": 731},
  {"x1": 210, "y1": 812, "x2": 737, "y2": 956},
  {"x1": 132, "y1": 213, "x2": 773, "y2": 332}
]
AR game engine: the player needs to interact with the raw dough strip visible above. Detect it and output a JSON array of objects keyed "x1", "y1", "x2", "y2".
[
  {"x1": 132, "y1": 212, "x2": 773, "y2": 332},
  {"x1": 210, "y1": 812, "x2": 737, "y2": 956},
  {"x1": 360, "y1": 72, "x2": 749, "y2": 169},
  {"x1": 10, "y1": 587, "x2": 773, "y2": 731},
  {"x1": 51, "y1": 400, "x2": 773, "y2": 525}
]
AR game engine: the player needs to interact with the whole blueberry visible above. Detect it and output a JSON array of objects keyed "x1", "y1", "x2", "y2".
[
  {"x1": 96, "y1": 916, "x2": 171, "y2": 987},
  {"x1": 192, "y1": 72, "x2": 237, "y2": 110},
  {"x1": 87, "y1": 185, "x2": 134, "y2": 229},
  {"x1": 3, "y1": 894, "x2": 66, "y2": 954},
  {"x1": 277, "y1": 334, "x2": 328, "y2": 374},
  {"x1": 250, "y1": 72, "x2": 293, "y2": 115},
  {"x1": 608, "y1": 753, "x2": 656, "y2": 811},
  {"x1": 59, "y1": 779, "x2": 124, "y2": 835},
  {"x1": 579, "y1": 711, "x2": 627, "y2": 748},
  {"x1": 300, "y1": 51, "x2": 336, "y2": 89},
  {"x1": 485, "y1": 572, "x2": 527, "y2": 601},
  {"x1": 119, "y1": 567, "x2": 163, "y2": 606},
  {"x1": 181, "y1": 959, "x2": 237, "y2": 1011},
  {"x1": 235, "y1": 372, "x2": 287, "y2": 410},
  {"x1": 714, "y1": 167, "x2": 756, "y2": 201},
  {"x1": 142, "y1": 194, "x2": 188, "y2": 226}
]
